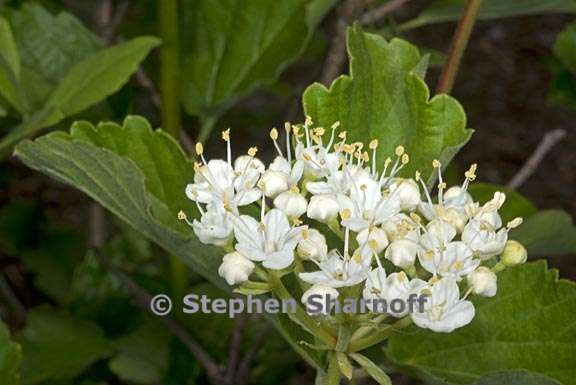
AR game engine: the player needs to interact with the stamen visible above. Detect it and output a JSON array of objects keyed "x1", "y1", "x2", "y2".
[
  {"x1": 284, "y1": 122, "x2": 292, "y2": 162},
  {"x1": 270, "y1": 128, "x2": 284, "y2": 157}
]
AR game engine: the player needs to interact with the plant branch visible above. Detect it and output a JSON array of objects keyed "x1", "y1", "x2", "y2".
[
  {"x1": 507, "y1": 129, "x2": 567, "y2": 190},
  {"x1": 236, "y1": 321, "x2": 273, "y2": 384},
  {"x1": 359, "y1": 0, "x2": 411, "y2": 25},
  {"x1": 436, "y1": 0, "x2": 483, "y2": 94},
  {"x1": 225, "y1": 313, "x2": 247, "y2": 382}
]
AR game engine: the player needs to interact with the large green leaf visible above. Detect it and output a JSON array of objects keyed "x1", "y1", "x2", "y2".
[
  {"x1": 0, "y1": 320, "x2": 21, "y2": 385},
  {"x1": 510, "y1": 210, "x2": 576, "y2": 256},
  {"x1": 468, "y1": 183, "x2": 537, "y2": 223},
  {"x1": 14, "y1": 116, "x2": 223, "y2": 287},
  {"x1": 401, "y1": 0, "x2": 576, "y2": 30},
  {"x1": 45, "y1": 37, "x2": 161, "y2": 120},
  {"x1": 475, "y1": 370, "x2": 562, "y2": 385},
  {"x1": 17, "y1": 307, "x2": 111, "y2": 384},
  {"x1": 0, "y1": 16, "x2": 24, "y2": 114},
  {"x1": 180, "y1": 0, "x2": 335, "y2": 117},
  {"x1": 554, "y1": 21, "x2": 576, "y2": 75},
  {"x1": 303, "y1": 25, "x2": 472, "y2": 180},
  {"x1": 6, "y1": 3, "x2": 103, "y2": 88},
  {"x1": 387, "y1": 261, "x2": 576, "y2": 385}
]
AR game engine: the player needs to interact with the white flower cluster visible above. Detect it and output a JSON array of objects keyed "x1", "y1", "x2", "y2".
[{"x1": 180, "y1": 119, "x2": 526, "y2": 333}]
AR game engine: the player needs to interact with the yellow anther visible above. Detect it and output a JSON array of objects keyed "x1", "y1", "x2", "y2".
[
  {"x1": 311, "y1": 134, "x2": 321, "y2": 144},
  {"x1": 432, "y1": 159, "x2": 441, "y2": 168},
  {"x1": 193, "y1": 162, "x2": 202, "y2": 172},
  {"x1": 409, "y1": 212, "x2": 422, "y2": 223},
  {"x1": 369, "y1": 139, "x2": 379, "y2": 150},
  {"x1": 293, "y1": 218, "x2": 303, "y2": 226},
  {"x1": 340, "y1": 208, "x2": 351, "y2": 220},
  {"x1": 384, "y1": 157, "x2": 392, "y2": 167},
  {"x1": 353, "y1": 252, "x2": 362, "y2": 264},
  {"x1": 302, "y1": 229, "x2": 310, "y2": 240},
  {"x1": 195, "y1": 142, "x2": 204, "y2": 155},
  {"x1": 465, "y1": 163, "x2": 478, "y2": 180},
  {"x1": 284, "y1": 122, "x2": 292, "y2": 132},
  {"x1": 270, "y1": 128, "x2": 278, "y2": 140},
  {"x1": 223, "y1": 202, "x2": 233, "y2": 212},
  {"x1": 428, "y1": 275, "x2": 439, "y2": 285},
  {"x1": 177, "y1": 210, "x2": 187, "y2": 220},
  {"x1": 360, "y1": 184, "x2": 367, "y2": 191},
  {"x1": 395, "y1": 145, "x2": 405, "y2": 156},
  {"x1": 290, "y1": 185, "x2": 300, "y2": 193},
  {"x1": 222, "y1": 128, "x2": 230, "y2": 141},
  {"x1": 314, "y1": 127, "x2": 325, "y2": 136},
  {"x1": 452, "y1": 260, "x2": 463, "y2": 270},
  {"x1": 362, "y1": 152, "x2": 369, "y2": 162},
  {"x1": 507, "y1": 217, "x2": 523, "y2": 229},
  {"x1": 331, "y1": 121, "x2": 341, "y2": 129},
  {"x1": 248, "y1": 146, "x2": 258, "y2": 157},
  {"x1": 438, "y1": 182, "x2": 447, "y2": 190},
  {"x1": 259, "y1": 222, "x2": 266, "y2": 232},
  {"x1": 302, "y1": 153, "x2": 312, "y2": 161},
  {"x1": 354, "y1": 142, "x2": 364, "y2": 151},
  {"x1": 397, "y1": 271, "x2": 408, "y2": 282},
  {"x1": 401, "y1": 153, "x2": 409, "y2": 165},
  {"x1": 368, "y1": 239, "x2": 379, "y2": 251},
  {"x1": 415, "y1": 171, "x2": 421, "y2": 181},
  {"x1": 305, "y1": 116, "x2": 313, "y2": 126},
  {"x1": 292, "y1": 125, "x2": 300, "y2": 136},
  {"x1": 338, "y1": 131, "x2": 347, "y2": 140}
]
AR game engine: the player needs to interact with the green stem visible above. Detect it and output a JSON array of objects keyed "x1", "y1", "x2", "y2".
[
  {"x1": 348, "y1": 316, "x2": 412, "y2": 353},
  {"x1": 325, "y1": 353, "x2": 342, "y2": 385},
  {"x1": 435, "y1": 0, "x2": 483, "y2": 94},
  {"x1": 267, "y1": 271, "x2": 337, "y2": 348},
  {"x1": 159, "y1": 0, "x2": 186, "y2": 299}
]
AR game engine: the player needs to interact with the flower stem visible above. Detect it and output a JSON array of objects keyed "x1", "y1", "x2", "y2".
[
  {"x1": 267, "y1": 271, "x2": 337, "y2": 348},
  {"x1": 325, "y1": 352, "x2": 342, "y2": 385},
  {"x1": 348, "y1": 316, "x2": 412, "y2": 352},
  {"x1": 158, "y1": 0, "x2": 187, "y2": 300},
  {"x1": 436, "y1": 0, "x2": 483, "y2": 94}
]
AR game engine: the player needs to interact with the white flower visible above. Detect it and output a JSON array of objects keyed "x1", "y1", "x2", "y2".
[
  {"x1": 467, "y1": 267, "x2": 497, "y2": 297},
  {"x1": 187, "y1": 154, "x2": 261, "y2": 211},
  {"x1": 388, "y1": 178, "x2": 420, "y2": 211},
  {"x1": 337, "y1": 175, "x2": 401, "y2": 232},
  {"x1": 357, "y1": 227, "x2": 389, "y2": 254},
  {"x1": 420, "y1": 219, "x2": 457, "y2": 251},
  {"x1": 465, "y1": 191, "x2": 506, "y2": 228},
  {"x1": 302, "y1": 284, "x2": 339, "y2": 315},
  {"x1": 363, "y1": 268, "x2": 427, "y2": 317},
  {"x1": 382, "y1": 214, "x2": 420, "y2": 243},
  {"x1": 411, "y1": 278, "x2": 475, "y2": 333},
  {"x1": 295, "y1": 120, "x2": 342, "y2": 179},
  {"x1": 297, "y1": 229, "x2": 328, "y2": 261},
  {"x1": 419, "y1": 241, "x2": 479, "y2": 281},
  {"x1": 299, "y1": 250, "x2": 367, "y2": 288},
  {"x1": 234, "y1": 155, "x2": 265, "y2": 174},
  {"x1": 189, "y1": 204, "x2": 233, "y2": 246},
  {"x1": 385, "y1": 239, "x2": 419, "y2": 269},
  {"x1": 500, "y1": 240, "x2": 527, "y2": 266},
  {"x1": 274, "y1": 189, "x2": 308, "y2": 218},
  {"x1": 307, "y1": 194, "x2": 340, "y2": 223},
  {"x1": 233, "y1": 208, "x2": 304, "y2": 270},
  {"x1": 269, "y1": 156, "x2": 304, "y2": 186},
  {"x1": 218, "y1": 251, "x2": 255, "y2": 286},
  {"x1": 461, "y1": 220, "x2": 507, "y2": 259}
]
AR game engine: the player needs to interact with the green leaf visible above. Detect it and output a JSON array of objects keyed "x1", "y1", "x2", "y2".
[
  {"x1": 45, "y1": 36, "x2": 160, "y2": 120},
  {"x1": 0, "y1": 16, "x2": 25, "y2": 114},
  {"x1": 349, "y1": 353, "x2": 392, "y2": 385},
  {"x1": 109, "y1": 319, "x2": 171, "y2": 383},
  {"x1": 17, "y1": 307, "x2": 111, "y2": 384},
  {"x1": 6, "y1": 3, "x2": 103, "y2": 87},
  {"x1": 468, "y1": 183, "x2": 537, "y2": 223},
  {"x1": 336, "y1": 352, "x2": 353, "y2": 380},
  {"x1": 402, "y1": 0, "x2": 576, "y2": 30},
  {"x1": 14, "y1": 116, "x2": 224, "y2": 288},
  {"x1": 180, "y1": 0, "x2": 334, "y2": 117},
  {"x1": 0, "y1": 320, "x2": 21, "y2": 385},
  {"x1": 474, "y1": 370, "x2": 562, "y2": 385},
  {"x1": 554, "y1": 21, "x2": 576, "y2": 75},
  {"x1": 303, "y1": 25, "x2": 472, "y2": 181},
  {"x1": 387, "y1": 261, "x2": 576, "y2": 385},
  {"x1": 510, "y1": 210, "x2": 576, "y2": 256}
]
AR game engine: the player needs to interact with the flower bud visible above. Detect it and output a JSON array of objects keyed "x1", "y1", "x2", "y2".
[
  {"x1": 297, "y1": 229, "x2": 327, "y2": 261},
  {"x1": 218, "y1": 251, "x2": 255, "y2": 286},
  {"x1": 301, "y1": 284, "x2": 339, "y2": 315},
  {"x1": 259, "y1": 170, "x2": 289, "y2": 198},
  {"x1": 274, "y1": 190, "x2": 307, "y2": 218},
  {"x1": 385, "y1": 239, "x2": 419, "y2": 269},
  {"x1": 500, "y1": 240, "x2": 527, "y2": 266},
  {"x1": 443, "y1": 186, "x2": 473, "y2": 207},
  {"x1": 467, "y1": 267, "x2": 497, "y2": 297},
  {"x1": 357, "y1": 227, "x2": 389, "y2": 254},
  {"x1": 307, "y1": 194, "x2": 340, "y2": 223},
  {"x1": 389, "y1": 178, "x2": 421, "y2": 211}
]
